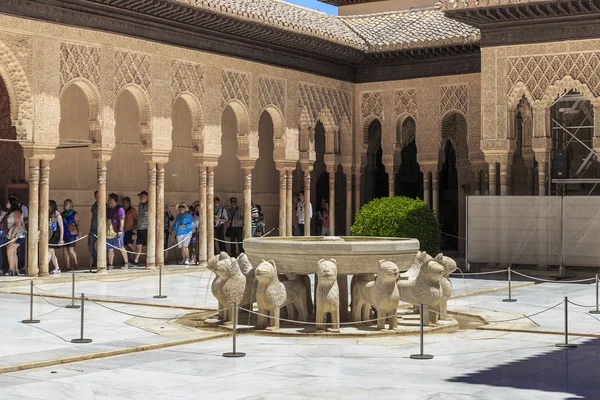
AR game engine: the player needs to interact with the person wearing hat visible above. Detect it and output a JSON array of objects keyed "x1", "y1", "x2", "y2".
[
  {"x1": 133, "y1": 190, "x2": 149, "y2": 265},
  {"x1": 172, "y1": 203, "x2": 194, "y2": 265}
]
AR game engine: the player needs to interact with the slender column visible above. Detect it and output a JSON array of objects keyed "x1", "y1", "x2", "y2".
[
  {"x1": 537, "y1": 161, "x2": 547, "y2": 196},
  {"x1": 483, "y1": 169, "x2": 490, "y2": 196},
  {"x1": 286, "y1": 170, "x2": 293, "y2": 237},
  {"x1": 278, "y1": 169, "x2": 287, "y2": 236},
  {"x1": 353, "y1": 168, "x2": 361, "y2": 216},
  {"x1": 388, "y1": 167, "x2": 396, "y2": 198},
  {"x1": 146, "y1": 162, "x2": 157, "y2": 269},
  {"x1": 423, "y1": 171, "x2": 431, "y2": 208},
  {"x1": 27, "y1": 161, "x2": 39, "y2": 277},
  {"x1": 96, "y1": 160, "x2": 108, "y2": 273},
  {"x1": 303, "y1": 165, "x2": 313, "y2": 236},
  {"x1": 198, "y1": 166, "x2": 208, "y2": 266},
  {"x1": 38, "y1": 160, "x2": 50, "y2": 277},
  {"x1": 327, "y1": 165, "x2": 336, "y2": 236},
  {"x1": 432, "y1": 171, "x2": 439, "y2": 220},
  {"x1": 207, "y1": 166, "x2": 215, "y2": 258},
  {"x1": 345, "y1": 172, "x2": 352, "y2": 236},
  {"x1": 488, "y1": 163, "x2": 497, "y2": 196},
  {"x1": 500, "y1": 162, "x2": 509, "y2": 196},
  {"x1": 156, "y1": 163, "x2": 165, "y2": 269},
  {"x1": 243, "y1": 168, "x2": 253, "y2": 240},
  {"x1": 474, "y1": 169, "x2": 482, "y2": 196}
]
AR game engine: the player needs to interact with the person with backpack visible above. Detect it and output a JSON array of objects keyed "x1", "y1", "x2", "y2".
[
  {"x1": 106, "y1": 193, "x2": 129, "y2": 270},
  {"x1": 2, "y1": 197, "x2": 26, "y2": 276},
  {"x1": 61, "y1": 199, "x2": 80, "y2": 271},
  {"x1": 48, "y1": 200, "x2": 64, "y2": 274}
]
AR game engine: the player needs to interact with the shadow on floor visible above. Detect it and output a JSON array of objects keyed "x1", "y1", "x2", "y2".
[{"x1": 447, "y1": 338, "x2": 600, "y2": 399}]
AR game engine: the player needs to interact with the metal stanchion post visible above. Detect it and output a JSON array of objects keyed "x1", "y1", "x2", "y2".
[
  {"x1": 410, "y1": 303, "x2": 433, "y2": 360},
  {"x1": 223, "y1": 304, "x2": 245, "y2": 358},
  {"x1": 153, "y1": 265, "x2": 167, "y2": 299},
  {"x1": 502, "y1": 267, "x2": 517, "y2": 302},
  {"x1": 556, "y1": 296, "x2": 577, "y2": 349},
  {"x1": 590, "y1": 275, "x2": 600, "y2": 315},
  {"x1": 71, "y1": 293, "x2": 92, "y2": 344},
  {"x1": 21, "y1": 281, "x2": 40, "y2": 324},
  {"x1": 65, "y1": 270, "x2": 80, "y2": 309}
]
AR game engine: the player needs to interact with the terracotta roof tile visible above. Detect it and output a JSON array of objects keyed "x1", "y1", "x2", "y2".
[
  {"x1": 176, "y1": 0, "x2": 366, "y2": 48},
  {"x1": 176, "y1": 1, "x2": 480, "y2": 52},
  {"x1": 340, "y1": 7, "x2": 480, "y2": 52}
]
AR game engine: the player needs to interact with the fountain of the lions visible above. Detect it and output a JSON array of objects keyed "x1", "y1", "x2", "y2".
[{"x1": 178, "y1": 236, "x2": 462, "y2": 336}]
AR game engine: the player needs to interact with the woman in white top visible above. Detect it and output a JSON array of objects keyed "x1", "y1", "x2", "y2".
[
  {"x1": 48, "y1": 200, "x2": 65, "y2": 274},
  {"x1": 3, "y1": 197, "x2": 25, "y2": 276}
]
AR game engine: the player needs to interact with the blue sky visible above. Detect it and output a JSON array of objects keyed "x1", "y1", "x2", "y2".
[{"x1": 285, "y1": 0, "x2": 338, "y2": 14}]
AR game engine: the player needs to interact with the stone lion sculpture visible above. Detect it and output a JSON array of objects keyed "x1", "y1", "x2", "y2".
[
  {"x1": 207, "y1": 252, "x2": 231, "y2": 320},
  {"x1": 210, "y1": 256, "x2": 246, "y2": 323},
  {"x1": 397, "y1": 253, "x2": 447, "y2": 325},
  {"x1": 438, "y1": 254, "x2": 457, "y2": 320},
  {"x1": 315, "y1": 259, "x2": 340, "y2": 333},
  {"x1": 207, "y1": 252, "x2": 257, "y2": 322},
  {"x1": 352, "y1": 260, "x2": 400, "y2": 330},
  {"x1": 254, "y1": 260, "x2": 308, "y2": 330}
]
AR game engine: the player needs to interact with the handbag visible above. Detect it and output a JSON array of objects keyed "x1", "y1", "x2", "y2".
[
  {"x1": 225, "y1": 226, "x2": 231, "y2": 238},
  {"x1": 106, "y1": 220, "x2": 117, "y2": 239},
  {"x1": 68, "y1": 223, "x2": 79, "y2": 236}
]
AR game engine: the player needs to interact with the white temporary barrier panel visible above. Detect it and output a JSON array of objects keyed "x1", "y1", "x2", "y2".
[{"x1": 468, "y1": 196, "x2": 600, "y2": 267}]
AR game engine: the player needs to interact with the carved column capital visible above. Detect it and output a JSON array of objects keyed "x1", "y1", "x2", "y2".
[
  {"x1": 90, "y1": 147, "x2": 113, "y2": 162},
  {"x1": 21, "y1": 144, "x2": 56, "y2": 161}
]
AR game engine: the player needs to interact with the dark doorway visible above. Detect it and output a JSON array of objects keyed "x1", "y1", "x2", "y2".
[
  {"x1": 439, "y1": 141, "x2": 458, "y2": 251},
  {"x1": 312, "y1": 122, "x2": 327, "y2": 235},
  {"x1": 363, "y1": 119, "x2": 388, "y2": 203},
  {"x1": 396, "y1": 141, "x2": 423, "y2": 199}
]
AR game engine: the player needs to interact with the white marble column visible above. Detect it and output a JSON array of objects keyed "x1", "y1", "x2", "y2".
[
  {"x1": 243, "y1": 167, "x2": 253, "y2": 240},
  {"x1": 423, "y1": 171, "x2": 431, "y2": 208},
  {"x1": 38, "y1": 159, "x2": 50, "y2": 277},
  {"x1": 353, "y1": 167, "x2": 361, "y2": 216},
  {"x1": 207, "y1": 166, "x2": 215, "y2": 259},
  {"x1": 303, "y1": 165, "x2": 313, "y2": 236},
  {"x1": 326, "y1": 164, "x2": 336, "y2": 236},
  {"x1": 278, "y1": 169, "x2": 287, "y2": 237},
  {"x1": 488, "y1": 163, "x2": 497, "y2": 196},
  {"x1": 156, "y1": 163, "x2": 165, "y2": 269},
  {"x1": 537, "y1": 160, "x2": 547, "y2": 196},
  {"x1": 345, "y1": 171, "x2": 352, "y2": 235},
  {"x1": 96, "y1": 158, "x2": 108, "y2": 274},
  {"x1": 198, "y1": 165, "x2": 208, "y2": 266},
  {"x1": 27, "y1": 160, "x2": 39, "y2": 277},
  {"x1": 286, "y1": 170, "x2": 293, "y2": 237},
  {"x1": 388, "y1": 167, "x2": 395, "y2": 198},
  {"x1": 146, "y1": 162, "x2": 157, "y2": 269},
  {"x1": 432, "y1": 171, "x2": 439, "y2": 219},
  {"x1": 500, "y1": 162, "x2": 509, "y2": 196}
]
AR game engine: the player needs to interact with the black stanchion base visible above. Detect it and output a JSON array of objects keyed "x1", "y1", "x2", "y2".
[
  {"x1": 153, "y1": 295, "x2": 168, "y2": 299},
  {"x1": 21, "y1": 319, "x2": 40, "y2": 324},
  {"x1": 589, "y1": 311, "x2": 600, "y2": 315},
  {"x1": 502, "y1": 299, "x2": 517, "y2": 303},
  {"x1": 65, "y1": 304, "x2": 81, "y2": 309},
  {"x1": 223, "y1": 352, "x2": 246, "y2": 358},
  {"x1": 71, "y1": 338, "x2": 93, "y2": 344},
  {"x1": 555, "y1": 343, "x2": 577, "y2": 348},
  {"x1": 410, "y1": 354, "x2": 434, "y2": 360}
]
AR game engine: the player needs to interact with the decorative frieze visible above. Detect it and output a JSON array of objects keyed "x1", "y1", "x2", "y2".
[
  {"x1": 60, "y1": 42, "x2": 101, "y2": 90},
  {"x1": 222, "y1": 69, "x2": 250, "y2": 109}
]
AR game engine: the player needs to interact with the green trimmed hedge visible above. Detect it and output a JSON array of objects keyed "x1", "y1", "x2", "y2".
[{"x1": 350, "y1": 196, "x2": 441, "y2": 254}]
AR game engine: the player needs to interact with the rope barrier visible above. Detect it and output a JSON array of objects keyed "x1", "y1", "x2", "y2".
[
  {"x1": 441, "y1": 232, "x2": 466, "y2": 240},
  {"x1": 26, "y1": 324, "x2": 70, "y2": 343},
  {"x1": 450, "y1": 269, "x2": 508, "y2": 277},
  {"x1": 34, "y1": 286, "x2": 72, "y2": 309},
  {"x1": 238, "y1": 306, "x2": 406, "y2": 326},
  {"x1": 512, "y1": 270, "x2": 597, "y2": 284},
  {"x1": 48, "y1": 235, "x2": 89, "y2": 247},
  {"x1": 32, "y1": 281, "x2": 71, "y2": 292},
  {"x1": 0, "y1": 236, "x2": 20, "y2": 248},
  {"x1": 74, "y1": 272, "x2": 149, "y2": 283},
  {"x1": 567, "y1": 299, "x2": 599, "y2": 309},
  {"x1": 483, "y1": 301, "x2": 564, "y2": 324},
  {"x1": 94, "y1": 233, "x2": 192, "y2": 254}
]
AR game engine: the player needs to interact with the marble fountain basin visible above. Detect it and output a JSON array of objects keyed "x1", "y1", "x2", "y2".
[{"x1": 243, "y1": 236, "x2": 420, "y2": 275}]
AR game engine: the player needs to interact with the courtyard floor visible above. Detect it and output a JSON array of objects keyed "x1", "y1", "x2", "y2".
[{"x1": 0, "y1": 265, "x2": 598, "y2": 399}]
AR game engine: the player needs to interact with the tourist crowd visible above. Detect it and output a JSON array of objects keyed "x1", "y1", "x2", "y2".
[{"x1": 0, "y1": 190, "x2": 332, "y2": 275}]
